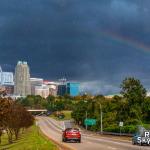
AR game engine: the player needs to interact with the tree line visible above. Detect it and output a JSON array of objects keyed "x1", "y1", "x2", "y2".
[
  {"x1": 18, "y1": 77, "x2": 150, "y2": 133},
  {"x1": 18, "y1": 94, "x2": 75, "y2": 113},
  {"x1": 0, "y1": 91, "x2": 34, "y2": 144},
  {"x1": 72, "y1": 77, "x2": 150, "y2": 133}
]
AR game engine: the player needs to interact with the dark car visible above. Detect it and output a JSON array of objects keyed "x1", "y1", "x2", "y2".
[{"x1": 62, "y1": 128, "x2": 81, "y2": 143}]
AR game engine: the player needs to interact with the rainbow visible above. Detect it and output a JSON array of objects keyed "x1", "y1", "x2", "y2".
[{"x1": 99, "y1": 30, "x2": 150, "y2": 53}]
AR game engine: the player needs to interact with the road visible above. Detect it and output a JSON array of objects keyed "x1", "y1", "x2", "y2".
[{"x1": 37, "y1": 117, "x2": 150, "y2": 150}]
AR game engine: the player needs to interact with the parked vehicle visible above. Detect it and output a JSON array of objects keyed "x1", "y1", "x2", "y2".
[
  {"x1": 62, "y1": 128, "x2": 81, "y2": 143},
  {"x1": 54, "y1": 111, "x2": 65, "y2": 119}
]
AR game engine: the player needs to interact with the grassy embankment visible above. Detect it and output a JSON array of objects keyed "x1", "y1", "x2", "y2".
[
  {"x1": 0, "y1": 125, "x2": 58, "y2": 150},
  {"x1": 50, "y1": 110, "x2": 72, "y2": 121}
]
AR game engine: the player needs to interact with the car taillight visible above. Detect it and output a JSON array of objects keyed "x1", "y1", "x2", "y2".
[{"x1": 66, "y1": 131, "x2": 70, "y2": 135}]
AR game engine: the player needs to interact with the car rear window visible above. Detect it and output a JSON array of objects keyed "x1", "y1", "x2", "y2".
[{"x1": 65, "y1": 128, "x2": 79, "y2": 132}]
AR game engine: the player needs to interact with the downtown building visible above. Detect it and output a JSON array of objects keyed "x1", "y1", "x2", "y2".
[
  {"x1": 30, "y1": 78, "x2": 44, "y2": 95},
  {"x1": 43, "y1": 80, "x2": 58, "y2": 96},
  {"x1": 34, "y1": 84, "x2": 49, "y2": 98},
  {"x1": 67, "y1": 82, "x2": 80, "y2": 96},
  {"x1": 14, "y1": 61, "x2": 31, "y2": 96},
  {"x1": 0, "y1": 66, "x2": 14, "y2": 95},
  {"x1": 30, "y1": 78, "x2": 58, "y2": 98},
  {"x1": 57, "y1": 81, "x2": 80, "y2": 96}
]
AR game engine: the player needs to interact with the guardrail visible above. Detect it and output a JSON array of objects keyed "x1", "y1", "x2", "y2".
[
  {"x1": 27, "y1": 109, "x2": 47, "y2": 112},
  {"x1": 96, "y1": 131, "x2": 133, "y2": 137}
]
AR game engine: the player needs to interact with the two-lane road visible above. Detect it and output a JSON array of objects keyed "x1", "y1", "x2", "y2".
[{"x1": 37, "y1": 117, "x2": 149, "y2": 150}]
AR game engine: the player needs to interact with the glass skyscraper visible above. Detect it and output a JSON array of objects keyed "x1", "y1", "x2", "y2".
[
  {"x1": 67, "y1": 82, "x2": 80, "y2": 96},
  {"x1": 57, "y1": 82, "x2": 80, "y2": 96},
  {"x1": 0, "y1": 66, "x2": 14, "y2": 85}
]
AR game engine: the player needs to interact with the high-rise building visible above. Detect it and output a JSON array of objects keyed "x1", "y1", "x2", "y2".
[
  {"x1": 0, "y1": 66, "x2": 14, "y2": 95},
  {"x1": 67, "y1": 82, "x2": 80, "y2": 96},
  {"x1": 57, "y1": 78, "x2": 67, "y2": 96},
  {"x1": 0, "y1": 66, "x2": 14, "y2": 85},
  {"x1": 57, "y1": 82, "x2": 80, "y2": 96},
  {"x1": 57, "y1": 84, "x2": 67, "y2": 96},
  {"x1": 14, "y1": 61, "x2": 31, "y2": 96},
  {"x1": 0, "y1": 66, "x2": 2, "y2": 85}
]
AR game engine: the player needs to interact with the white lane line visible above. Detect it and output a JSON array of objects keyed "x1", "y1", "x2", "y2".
[{"x1": 63, "y1": 121, "x2": 65, "y2": 130}]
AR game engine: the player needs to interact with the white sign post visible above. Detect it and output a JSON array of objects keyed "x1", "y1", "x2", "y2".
[
  {"x1": 119, "y1": 122, "x2": 123, "y2": 127},
  {"x1": 119, "y1": 122, "x2": 123, "y2": 136}
]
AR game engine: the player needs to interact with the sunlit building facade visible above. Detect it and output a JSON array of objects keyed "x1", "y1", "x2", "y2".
[{"x1": 14, "y1": 61, "x2": 31, "y2": 96}]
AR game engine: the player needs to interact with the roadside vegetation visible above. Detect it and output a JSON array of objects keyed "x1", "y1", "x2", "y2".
[
  {"x1": 0, "y1": 92, "x2": 34, "y2": 144},
  {"x1": 50, "y1": 110, "x2": 72, "y2": 120},
  {"x1": 18, "y1": 77, "x2": 150, "y2": 134},
  {"x1": 0, "y1": 125, "x2": 57, "y2": 150},
  {"x1": 72, "y1": 77, "x2": 150, "y2": 133},
  {"x1": 0, "y1": 91, "x2": 58, "y2": 150}
]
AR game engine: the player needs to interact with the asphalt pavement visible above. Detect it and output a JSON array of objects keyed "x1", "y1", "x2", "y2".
[{"x1": 37, "y1": 117, "x2": 150, "y2": 150}]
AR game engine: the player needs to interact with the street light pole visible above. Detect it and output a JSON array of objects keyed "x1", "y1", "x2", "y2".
[{"x1": 100, "y1": 104, "x2": 103, "y2": 134}]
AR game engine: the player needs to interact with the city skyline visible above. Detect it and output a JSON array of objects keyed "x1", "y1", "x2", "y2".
[
  {"x1": 0, "y1": 1, "x2": 150, "y2": 94},
  {"x1": 0, "y1": 61, "x2": 80, "y2": 97}
]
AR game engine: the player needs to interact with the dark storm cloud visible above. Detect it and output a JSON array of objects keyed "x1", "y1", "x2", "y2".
[{"x1": 0, "y1": 0, "x2": 150, "y2": 94}]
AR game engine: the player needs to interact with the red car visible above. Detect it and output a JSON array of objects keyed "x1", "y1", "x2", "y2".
[{"x1": 62, "y1": 128, "x2": 81, "y2": 143}]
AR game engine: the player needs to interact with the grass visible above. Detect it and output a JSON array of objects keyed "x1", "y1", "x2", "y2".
[
  {"x1": 50, "y1": 110, "x2": 72, "y2": 121},
  {"x1": 143, "y1": 124, "x2": 150, "y2": 130},
  {"x1": 0, "y1": 125, "x2": 58, "y2": 150}
]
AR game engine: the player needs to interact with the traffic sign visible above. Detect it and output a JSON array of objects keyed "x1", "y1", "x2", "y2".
[
  {"x1": 84, "y1": 119, "x2": 96, "y2": 126},
  {"x1": 119, "y1": 122, "x2": 123, "y2": 127}
]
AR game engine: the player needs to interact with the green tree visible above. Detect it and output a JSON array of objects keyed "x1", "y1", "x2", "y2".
[
  {"x1": 142, "y1": 97, "x2": 150, "y2": 122},
  {"x1": 46, "y1": 95, "x2": 55, "y2": 103},
  {"x1": 120, "y1": 77, "x2": 146, "y2": 104},
  {"x1": 72, "y1": 101, "x2": 88, "y2": 125},
  {"x1": 120, "y1": 77, "x2": 147, "y2": 125}
]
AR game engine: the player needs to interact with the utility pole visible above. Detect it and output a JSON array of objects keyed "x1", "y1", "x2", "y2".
[
  {"x1": 100, "y1": 104, "x2": 103, "y2": 134},
  {"x1": 86, "y1": 111, "x2": 87, "y2": 130}
]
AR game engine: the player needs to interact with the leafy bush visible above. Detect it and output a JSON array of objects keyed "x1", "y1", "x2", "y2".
[{"x1": 104, "y1": 125, "x2": 136, "y2": 133}]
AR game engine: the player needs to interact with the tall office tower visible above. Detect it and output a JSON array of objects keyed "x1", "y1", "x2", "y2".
[
  {"x1": 57, "y1": 78, "x2": 67, "y2": 96},
  {"x1": 67, "y1": 82, "x2": 80, "y2": 96},
  {"x1": 14, "y1": 61, "x2": 31, "y2": 96},
  {"x1": 57, "y1": 84, "x2": 67, "y2": 96},
  {"x1": 0, "y1": 66, "x2": 2, "y2": 85}
]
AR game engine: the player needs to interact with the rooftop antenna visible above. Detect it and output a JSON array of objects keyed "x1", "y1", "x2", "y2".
[{"x1": 59, "y1": 77, "x2": 67, "y2": 85}]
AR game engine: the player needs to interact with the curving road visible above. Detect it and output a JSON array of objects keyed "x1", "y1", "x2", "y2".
[{"x1": 37, "y1": 117, "x2": 150, "y2": 150}]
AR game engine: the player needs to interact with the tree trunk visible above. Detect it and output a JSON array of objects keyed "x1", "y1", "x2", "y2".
[
  {"x1": 6, "y1": 129, "x2": 13, "y2": 144},
  {"x1": 0, "y1": 136, "x2": 1, "y2": 144},
  {"x1": 22, "y1": 128, "x2": 25, "y2": 134},
  {"x1": 0, "y1": 131, "x2": 2, "y2": 144},
  {"x1": 14, "y1": 129, "x2": 20, "y2": 140},
  {"x1": 8, "y1": 132, "x2": 13, "y2": 144}
]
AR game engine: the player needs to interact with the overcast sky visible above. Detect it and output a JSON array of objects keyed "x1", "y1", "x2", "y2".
[{"x1": 0, "y1": 0, "x2": 150, "y2": 95}]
